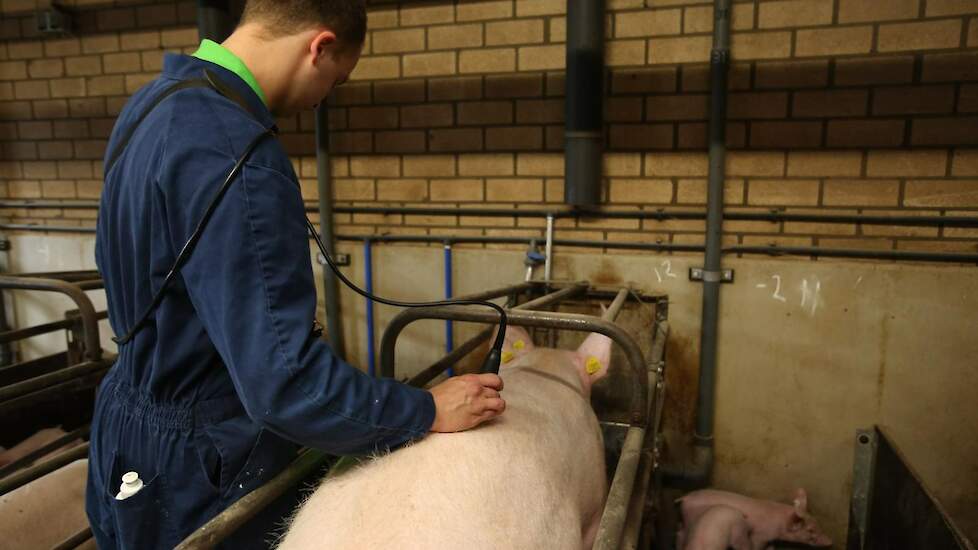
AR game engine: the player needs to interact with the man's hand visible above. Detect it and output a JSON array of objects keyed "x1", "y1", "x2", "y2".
[{"x1": 428, "y1": 373, "x2": 506, "y2": 433}]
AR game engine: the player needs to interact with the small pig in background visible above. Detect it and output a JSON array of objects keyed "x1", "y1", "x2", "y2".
[
  {"x1": 682, "y1": 505, "x2": 752, "y2": 550},
  {"x1": 677, "y1": 488, "x2": 832, "y2": 550},
  {"x1": 279, "y1": 326, "x2": 613, "y2": 550}
]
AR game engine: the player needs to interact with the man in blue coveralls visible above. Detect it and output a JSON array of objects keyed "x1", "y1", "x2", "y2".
[{"x1": 87, "y1": 1, "x2": 507, "y2": 548}]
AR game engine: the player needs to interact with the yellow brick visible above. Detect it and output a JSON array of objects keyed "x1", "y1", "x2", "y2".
[
  {"x1": 377, "y1": 179, "x2": 427, "y2": 201},
  {"x1": 839, "y1": 0, "x2": 919, "y2": 22},
  {"x1": 970, "y1": 18, "x2": 978, "y2": 47},
  {"x1": 516, "y1": 0, "x2": 565, "y2": 17},
  {"x1": 616, "y1": 9, "x2": 681, "y2": 38},
  {"x1": 607, "y1": 40, "x2": 646, "y2": 67},
  {"x1": 486, "y1": 178, "x2": 543, "y2": 201},
  {"x1": 518, "y1": 45, "x2": 564, "y2": 71},
  {"x1": 726, "y1": 152, "x2": 785, "y2": 176},
  {"x1": 550, "y1": 17, "x2": 567, "y2": 43},
  {"x1": 460, "y1": 48, "x2": 516, "y2": 73},
  {"x1": 403, "y1": 52, "x2": 456, "y2": 77},
  {"x1": 14, "y1": 80, "x2": 49, "y2": 100},
  {"x1": 926, "y1": 0, "x2": 978, "y2": 16},
  {"x1": 160, "y1": 28, "x2": 197, "y2": 48},
  {"x1": 758, "y1": 0, "x2": 833, "y2": 28},
  {"x1": 65, "y1": 56, "x2": 102, "y2": 76},
  {"x1": 372, "y1": 28, "x2": 425, "y2": 53},
  {"x1": 353, "y1": 56, "x2": 400, "y2": 80},
  {"x1": 645, "y1": 152, "x2": 708, "y2": 176},
  {"x1": 459, "y1": 154, "x2": 514, "y2": 176},
  {"x1": 487, "y1": 19, "x2": 544, "y2": 46},
  {"x1": 430, "y1": 179, "x2": 484, "y2": 201},
  {"x1": 748, "y1": 180, "x2": 820, "y2": 206},
  {"x1": 458, "y1": 101, "x2": 512, "y2": 125},
  {"x1": 44, "y1": 38, "x2": 80, "y2": 57},
  {"x1": 77, "y1": 180, "x2": 102, "y2": 199},
  {"x1": 873, "y1": 85, "x2": 956, "y2": 115},
  {"x1": 922, "y1": 52, "x2": 978, "y2": 82},
  {"x1": 793, "y1": 90, "x2": 869, "y2": 117},
  {"x1": 7, "y1": 41, "x2": 43, "y2": 60},
  {"x1": 609, "y1": 179, "x2": 673, "y2": 203},
  {"x1": 88, "y1": 75, "x2": 125, "y2": 96},
  {"x1": 404, "y1": 155, "x2": 456, "y2": 177},
  {"x1": 878, "y1": 20, "x2": 962, "y2": 52},
  {"x1": 823, "y1": 179, "x2": 900, "y2": 206},
  {"x1": 952, "y1": 149, "x2": 978, "y2": 175},
  {"x1": 517, "y1": 153, "x2": 564, "y2": 176},
  {"x1": 50, "y1": 78, "x2": 86, "y2": 98},
  {"x1": 867, "y1": 150, "x2": 948, "y2": 177},
  {"x1": 350, "y1": 155, "x2": 400, "y2": 177},
  {"x1": 333, "y1": 179, "x2": 375, "y2": 201},
  {"x1": 835, "y1": 56, "x2": 914, "y2": 85},
  {"x1": 367, "y1": 7, "x2": 398, "y2": 29},
  {"x1": 904, "y1": 180, "x2": 978, "y2": 207},
  {"x1": 27, "y1": 59, "x2": 63, "y2": 78},
  {"x1": 604, "y1": 153, "x2": 643, "y2": 176},
  {"x1": 401, "y1": 104, "x2": 453, "y2": 127},
  {"x1": 0, "y1": 61, "x2": 27, "y2": 79},
  {"x1": 81, "y1": 34, "x2": 120, "y2": 54},
  {"x1": 429, "y1": 23, "x2": 484, "y2": 49},
  {"x1": 787, "y1": 151, "x2": 863, "y2": 177},
  {"x1": 125, "y1": 74, "x2": 156, "y2": 94},
  {"x1": 457, "y1": 1, "x2": 512, "y2": 21},
  {"x1": 684, "y1": 4, "x2": 754, "y2": 33},
  {"x1": 731, "y1": 32, "x2": 792, "y2": 60},
  {"x1": 676, "y1": 178, "x2": 745, "y2": 205},
  {"x1": 8, "y1": 180, "x2": 41, "y2": 199},
  {"x1": 486, "y1": 127, "x2": 543, "y2": 150},
  {"x1": 103, "y1": 52, "x2": 141, "y2": 74},
  {"x1": 796, "y1": 27, "x2": 874, "y2": 57},
  {"x1": 120, "y1": 31, "x2": 160, "y2": 50},
  {"x1": 648, "y1": 36, "x2": 711, "y2": 64},
  {"x1": 400, "y1": 4, "x2": 454, "y2": 26}
]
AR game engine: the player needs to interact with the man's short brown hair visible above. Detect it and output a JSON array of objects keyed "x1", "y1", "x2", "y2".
[{"x1": 241, "y1": 0, "x2": 367, "y2": 47}]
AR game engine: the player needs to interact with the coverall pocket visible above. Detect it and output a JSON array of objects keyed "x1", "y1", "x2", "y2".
[{"x1": 106, "y1": 453, "x2": 176, "y2": 549}]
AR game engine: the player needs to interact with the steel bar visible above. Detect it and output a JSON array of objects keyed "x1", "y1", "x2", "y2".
[
  {"x1": 544, "y1": 214, "x2": 555, "y2": 282},
  {"x1": 4, "y1": 225, "x2": 977, "y2": 264},
  {"x1": 594, "y1": 426, "x2": 645, "y2": 550},
  {"x1": 0, "y1": 368, "x2": 109, "y2": 416},
  {"x1": 564, "y1": 0, "x2": 605, "y2": 208},
  {"x1": 0, "y1": 277, "x2": 102, "y2": 360},
  {"x1": 402, "y1": 283, "x2": 586, "y2": 387},
  {"x1": 51, "y1": 527, "x2": 94, "y2": 550},
  {"x1": 0, "y1": 310, "x2": 107, "y2": 344},
  {"x1": 315, "y1": 103, "x2": 346, "y2": 358},
  {"x1": 0, "y1": 360, "x2": 103, "y2": 402},
  {"x1": 0, "y1": 424, "x2": 89, "y2": 479},
  {"x1": 602, "y1": 288, "x2": 629, "y2": 322},
  {"x1": 1, "y1": 270, "x2": 100, "y2": 281},
  {"x1": 0, "y1": 443, "x2": 88, "y2": 497},
  {"x1": 6, "y1": 201, "x2": 977, "y2": 228},
  {"x1": 174, "y1": 449, "x2": 330, "y2": 550},
  {"x1": 384, "y1": 307, "x2": 647, "y2": 425}
]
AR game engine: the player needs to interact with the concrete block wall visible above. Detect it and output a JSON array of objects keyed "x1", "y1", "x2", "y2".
[{"x1": 0, "y1": 0, "x2": 975, "y2": 254}]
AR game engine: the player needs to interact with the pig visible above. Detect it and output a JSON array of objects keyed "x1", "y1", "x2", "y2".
[
  {"x1": 278, "y1": 326, "x2": 613, "y2": 550},
  {"x1": 0, "y1": 459, "x2": 90, "y2": 548},
  {"x1": 0, "y1": 426, "x2": 82, "y2": 468},
  {"x1": 677, "y1": 489, "x2": 832, "y2": 549},
  {"x1": 680, "y1": 505, "x2": 752, "y2": 550}
]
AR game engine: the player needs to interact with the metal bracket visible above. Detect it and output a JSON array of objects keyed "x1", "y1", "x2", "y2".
[
  {"x1": 689, "y1": 268, "x2": 734, "y2": 283},
  {"x1": 317, "y1": 253, "x2": 350, "y2": 267}
]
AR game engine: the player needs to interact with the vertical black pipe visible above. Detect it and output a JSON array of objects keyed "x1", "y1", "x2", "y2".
[
  {"x1": 564, "y1": 0, "x2": 605, "y2": 209},
  {"x1": 316, "y1": 105, "x2": 346, "y2": 358},
  {"x1": 196, "y1": 0, "x2": 234, "y2": 43},
  {"x1": 694, "y1": 0, "x2": 731, "y2": 478}
]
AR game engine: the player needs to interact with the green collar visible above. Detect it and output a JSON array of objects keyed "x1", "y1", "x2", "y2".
[{"x1": 192, "y1": 39, "x2": 268, "y2": 107}]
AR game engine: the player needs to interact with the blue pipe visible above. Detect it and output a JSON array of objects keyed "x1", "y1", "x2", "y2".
[
  {"x1": 364, "y1": 239, "x2": 375, "y2": 377},
  {"x1": 443, "y1": 243, "x2": 454, "y2": 377}
]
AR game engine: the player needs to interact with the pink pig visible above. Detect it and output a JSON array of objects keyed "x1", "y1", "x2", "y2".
[
  {"x1": 280, "y1": 326, "x2": 613, "y2": 550},
  {"x1": 677, "y1": 489, "x2": 832, "y2": 549},
  {"x1": 682, "y1": 505, "x2": 753, "y2": 550}
]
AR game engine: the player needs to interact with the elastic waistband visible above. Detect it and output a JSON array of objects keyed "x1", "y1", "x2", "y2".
[{"x1": 104, "y1": 378, "x2": 246, "y2": 431}]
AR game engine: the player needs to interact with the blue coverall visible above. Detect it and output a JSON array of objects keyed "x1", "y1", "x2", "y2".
[{"x1": 86, "y1": 52, "x2": 436, "y2": 549}]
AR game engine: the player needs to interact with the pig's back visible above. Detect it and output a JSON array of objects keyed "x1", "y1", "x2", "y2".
[{"x1": 279, "y1": 360, "x2": 606, "y2": 550}]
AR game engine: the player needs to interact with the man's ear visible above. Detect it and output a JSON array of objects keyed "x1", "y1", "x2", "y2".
[{"x1": 310, "y1": 29, "x2": 338, "y2": 61}]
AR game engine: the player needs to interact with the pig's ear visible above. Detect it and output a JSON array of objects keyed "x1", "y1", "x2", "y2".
[
  {"x1": 575, "y1": 332, "x2": 612, "y2": 380},
  {"x1": 492, "y1": 325, "x2": 534, "y2": 367},
  {"x1": 792, "y1": 488, "x2": 809, "y2": 515}
]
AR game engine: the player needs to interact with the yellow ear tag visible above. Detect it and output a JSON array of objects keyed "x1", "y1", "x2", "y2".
[
  {"x1": 586, "y1": 356, "x2": 602, "y2": 375},
  {"x1": 502, "y1": 351, "x2": 514, "y2": 363},
  {"x1": 513, "y1": 340, "x2": 525, "y2": 350}
]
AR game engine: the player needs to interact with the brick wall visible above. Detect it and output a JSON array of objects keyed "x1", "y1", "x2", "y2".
[{"x1": 1, "y1": 0, "x2": 977, "y2": 254}]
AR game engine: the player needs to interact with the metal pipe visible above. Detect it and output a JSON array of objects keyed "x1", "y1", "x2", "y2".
[
  {"x1": 196, "y1": 0, "x2": 233, "y2": 43},
  {"x1": 175, "y1": 449, "x2": 330, "y2": 550},
  {"x1": 0, "y1": 310, "x2": 108, "y2": 344},
  {"x1": 443, "y1": 243, "x2": 454, "y2": 377},
  {"x1": 602, "y1": 288, "x2": 629, "y2": 322},
  {"x1": 0, "y1": 424, "x2": 89, "y2": 478},
  {"x1": 52, "y1": 527, "x2": 94, "y2": 550},
  {"x1": 689, "y1": 0, "x2": 732, "y2": 486},
  {"x1": 564, "y1": 0, "x2": 605, "y2": 209},
  {"x1": 4, "y1": 201, "x2": 978, "y2": 228},
  {"x1": 544, "y1": 215, "x2": 555, "y2": 282},
  {"x1": 315, "y1": 103, "x2": 346, "y2": 357},
  {"x1": 0, "y1": 360, "x2": 103, "y2": 402},
  {"x1": 0, "y1": 443, "x2": 88, "y2": 496},
  {"x1": 0, "y1": 277, "x2": 102, "y2": 360},
  {"x1": 364, "y1": 239, "x2": 375, "y2": 377},
  {"x1": 1, "y1": 269, "x2": 100, "y2": 281},
  {"x1": 384, "y1": 306, "x2": 648, "y2": 425},
  {"x1": 594, "y1": 426, "x2": 645, "y2": 550},
  {"x1": 2, "y1": 225, "x2": 977, "y2": 264},
  {"x1": 394, "y1": 284, "x2": 587, "y2": 385},
  {"x1": 0, "y1": 368, "x2": 109, "y2": 416}
]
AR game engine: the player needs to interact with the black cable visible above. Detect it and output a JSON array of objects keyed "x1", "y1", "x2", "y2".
[{"x1": 304, "y1": 218, "x2": 507, "y2": 375}]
